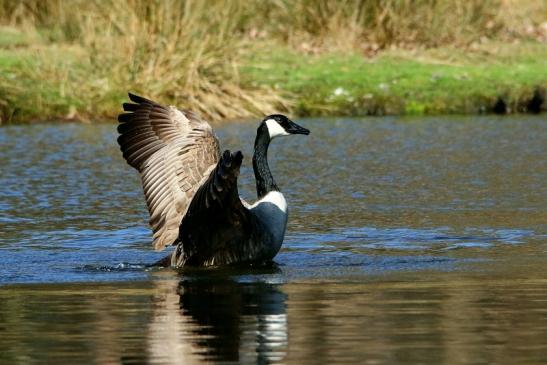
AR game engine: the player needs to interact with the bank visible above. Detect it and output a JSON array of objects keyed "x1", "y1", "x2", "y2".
[
  {"x1": 243, "y1": 42, "x2": 546, "y2": 117},
  {"x1": 1, "y1": 34, "x2": 545, "y2": 124}
]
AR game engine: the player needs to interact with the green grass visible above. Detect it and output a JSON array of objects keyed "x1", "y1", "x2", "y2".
[
  {"x1": 0, "y1": 26, "x2": 38, "y2": 48},
  {"x1": 242, "y1": 43, "x2": 547, "y2": 116},
  {"x1": 1, "y1": 26, "x2": 546, "y2": 123},
  {"x1": 1, "y1": 0, "x2": 546, "y2": 123},
  {"x1": 0, "y1": 40, "x2": 92, "y2": 122}
]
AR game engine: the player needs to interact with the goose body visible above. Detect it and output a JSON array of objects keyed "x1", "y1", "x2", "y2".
[{"x1": 117, "y1": 93, "x2": 309, "y2": 267}]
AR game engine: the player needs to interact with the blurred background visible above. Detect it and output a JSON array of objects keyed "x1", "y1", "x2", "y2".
[{"x1": 0, "y1": 0, "x2": 545, "y2": 123}]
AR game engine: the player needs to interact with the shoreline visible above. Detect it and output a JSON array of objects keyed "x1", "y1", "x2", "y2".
[{"x1": 1, "y1": 41, "x2": 545, "y2": 124}]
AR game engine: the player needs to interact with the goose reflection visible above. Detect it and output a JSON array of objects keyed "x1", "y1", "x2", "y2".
[
  {"x1": 177, "y1": 268, "x2": 288, "y2": 363},
  {"x1": 147, "y1": 267, "x2": 288, "y2": 364}
]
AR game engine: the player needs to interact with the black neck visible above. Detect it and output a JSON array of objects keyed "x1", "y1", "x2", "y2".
[{"x1": 253, "y1": 123, "x2": 278, "y2": 198}]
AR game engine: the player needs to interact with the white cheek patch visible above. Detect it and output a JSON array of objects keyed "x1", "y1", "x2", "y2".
[{"x1": 265, "y1": 119, "x2": 290, "y2": 139}]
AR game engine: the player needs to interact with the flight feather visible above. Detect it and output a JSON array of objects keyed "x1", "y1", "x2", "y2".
[{"x1": 117, "y1": 93, "x2": 220, "y2": 250}]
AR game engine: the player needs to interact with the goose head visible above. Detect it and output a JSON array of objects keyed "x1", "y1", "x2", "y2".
[{"x1": 261, "y1": 114, "x2": 310, "y2": 140}]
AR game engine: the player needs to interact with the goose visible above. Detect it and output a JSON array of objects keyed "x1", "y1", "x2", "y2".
[{"x1": 117, "y1": 93, "x2": 309, "y2": 267}]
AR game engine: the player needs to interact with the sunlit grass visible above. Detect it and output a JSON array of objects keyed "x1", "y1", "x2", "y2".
[
  {"x1": 0, "y1": 0, "x2": 545, "y2": 123},
  {"x1": 243, "y1": 42, "x2": 547, "y2": 115},
  {"x1": 0, "y1": 1, "x2": 288, "y2": 123}
]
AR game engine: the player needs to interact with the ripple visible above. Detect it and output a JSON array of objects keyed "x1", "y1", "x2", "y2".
[
  {"x1": 1, "y1": 118, "x2": 546, "y2": 285},
  {"x1": 286, "y1": 226, "x2": 536, "y2": 252},
  {"x1": 77, "y1": 262, "x2": 148, "y2": 272}
]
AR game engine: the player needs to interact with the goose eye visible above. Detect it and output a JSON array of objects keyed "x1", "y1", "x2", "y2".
[{"x1": 280, "y1": 119, "x2": 291, "y2": 129}]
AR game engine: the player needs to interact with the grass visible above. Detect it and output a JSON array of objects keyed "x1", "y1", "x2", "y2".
[
  {"x1": 243, "y1": 42, "x2": 547, "y2": 116},
  {"x1": 0, "y1": 0, "x2": 546, "y2": 123},
  {"x1": 0, "y1": 1, "x2": 288, "y2": 123},
  {"x1": 2, "y1": 37, "x2": 545, "y2": 123},
  {"x1": 0, "y1": 39, "x2": 87, "y2": 122}
]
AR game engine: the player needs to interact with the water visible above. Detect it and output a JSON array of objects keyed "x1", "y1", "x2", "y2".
[{"x1": 1, "y1": 116, "x2": 546, "y2": 364}]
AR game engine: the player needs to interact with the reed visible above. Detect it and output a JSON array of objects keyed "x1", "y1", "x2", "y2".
[
  {"x1": 0, "y1": 0, "x2": 288, "y2": 122},
  {"x1": 0, "y1": 0, "x2": 544, "y2": 123},
  {"x1": 245, "y1": 0, "x2": 545, "y2": 52}
]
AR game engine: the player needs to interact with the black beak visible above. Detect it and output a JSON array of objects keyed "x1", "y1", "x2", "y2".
[{"x1": 287, "y1": 121, "x2": 310, "y2": 135}]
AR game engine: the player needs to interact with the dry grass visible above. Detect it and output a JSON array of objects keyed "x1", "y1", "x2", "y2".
[
  {"x1": 246, "y1": 0, "x2": 546, "y2": 53},
  {"x1": 0, "y1": 0, "x2": 289, "y2": 122},
  {"x1": 0, "y1": 0, "x2": 545, "y2": 123}
]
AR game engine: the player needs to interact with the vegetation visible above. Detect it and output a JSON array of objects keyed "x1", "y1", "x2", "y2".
[
  {"x1": 245, "y1": 42, "x2": 546, "y2": 116},
  {"x1": 0, "y1": 0, "x2": 545, "y2": 123}
]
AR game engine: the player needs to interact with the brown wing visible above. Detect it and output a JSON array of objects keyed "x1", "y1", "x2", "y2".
[{"x1": 117, "y1": 93, "x2": 220, "y2": 250}]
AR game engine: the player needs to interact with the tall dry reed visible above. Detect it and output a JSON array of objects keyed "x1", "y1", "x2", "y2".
[
  {"x1": 246, "y1": 0, "x2": 537, "y2": 52},
  {"x1": 1, "y1": 0, "x2": 288, "y2": 121},
  {"x1": 0, "y1": 0, "x2": 544, "y2": 122}
]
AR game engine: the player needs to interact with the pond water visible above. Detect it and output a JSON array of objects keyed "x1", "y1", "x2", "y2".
[{"x1": 1, "y1": 116, "x2": 546, "y2": 364}]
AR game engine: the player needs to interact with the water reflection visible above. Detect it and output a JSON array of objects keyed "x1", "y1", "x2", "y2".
[
  {"x1": 1, "y1": 272, "x2": 547, "y2": 364},
  {"x1": 147, "y1": 268, "x2": 288, "y2": 364},
  {"x1": 282, "y1": 275, "x2": 547, "y2": 364}
]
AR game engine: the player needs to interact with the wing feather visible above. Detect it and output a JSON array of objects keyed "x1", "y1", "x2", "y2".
[
  {"x1": 175, "y1": 150, "x2": 254, "y2": 266},
  {"x1": 117, "y1": 93, "x2": 220, "y2": 250}
]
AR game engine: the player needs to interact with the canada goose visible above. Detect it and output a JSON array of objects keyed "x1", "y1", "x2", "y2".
[{"x1": 117, "y1": 93, "x2": 309, "y2": 267}]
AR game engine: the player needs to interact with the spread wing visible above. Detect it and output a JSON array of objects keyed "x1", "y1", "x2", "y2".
[
  {"x1": 117, "y1": 93, "x2": 220, "y2": 250},
  {"x1": 175, "y1": 150, "x2": 255, "y2": 266}
]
